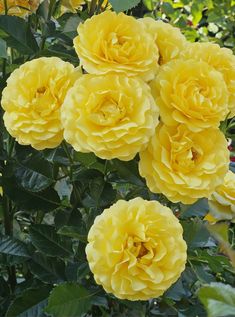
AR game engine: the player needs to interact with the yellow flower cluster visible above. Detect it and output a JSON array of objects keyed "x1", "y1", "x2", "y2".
[
  {"x1": 1, "y1": 11, "x2": 233, "y2": 301},
  {"x1": 138, "y1": 21, "x2": 233, "y2": 204},
  {"x1": 62, "y1": 11, "x2": 163, "y2": 160},
  {"x1": 86, "y1": 198, "x2": 187, "y2": 301},
  {"x1": 0, "y1": 0, "x2": 39, "y2": 16}
]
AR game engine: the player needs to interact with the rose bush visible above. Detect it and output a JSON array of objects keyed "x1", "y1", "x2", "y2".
[{"x1": 0, "y1": 1, "x2": 234, "y2": 317}]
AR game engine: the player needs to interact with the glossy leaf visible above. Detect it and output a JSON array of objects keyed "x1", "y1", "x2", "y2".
[
  {"x1": 45, "y1": 283, "x2": 94, "y2": 317},
  {"x1": 6, "y1": 286, "x2": 51, "y2": 317},
  {"x1": 29, "y1": 252, "x2": 66, "y2": 284},
  {"x1": 0, "y1": 236, "x2": 30, "y2": 258},
  {"x1": 29, "y1": 225, "x2": 73, "y2": 257}
]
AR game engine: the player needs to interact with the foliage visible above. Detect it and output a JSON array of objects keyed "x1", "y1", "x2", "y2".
[{"x1": 0, "y1": 1, "x2": 234, "y2": 316}]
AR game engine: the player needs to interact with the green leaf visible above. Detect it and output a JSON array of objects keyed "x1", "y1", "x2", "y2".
[
  {"x1": 165, "y1": 279, "x2": 190, "y2": 301},
  {"x1": 15, "y1": 163, "x2": 54, "y2": 193},
  {"x1": 63, "y1": 16, "x2": 83, "y2": 38},
  {"x1": 112, "y1": 159, "x2": 144, "y2": 187},
  {"x1": 57, "y1": 226, "x2": 87, "y2": 242},
  {"x1": 82, "y1": 179, "x2": 116, "y2": 208},
  {"x1": 0, "y1": 236, "x2": 29, "y2": 258},
  {"x1": 0, "y1": 38, "x2": 7, "y2": 58},
  {"x1": 45, "y1": 283, "x2": 94, "y2": 317},
  {"x1": 6, "y1": 286, "x2": 51, "y2": 317},
  {"x1": 43, "y1": 147, "x2": 70, "y2": 166},
  {"x1": 180, "y1": 198, "x2": 209, "y2": 218},
  {"x1": 29, "y1": 224, "x2": 73, "y2": 257},
  {"x1": 198, "y1": 283, "x2": 235, "y2": 317},
  {"x1": 0, "y1": 16, "x2": 39, "y2": 54},
  {"x1": 73, "y1": 152, "x2": 97, "y2": 168},
  {"x1": 3, "y1": 166, "x2": 60, "y2": 211},
  {"x1": 29, "y1": 252, "x2": 66, "y2": 284},
  {"x1": 161, "y1": 2, "x2": 174, "y2": 14},
  {"x1": 182, "y1": 219, "x2": 216, "y2": 249},
  {"x1": 191, "y1": 1, "x2": 204, "y2": 26},
  {"x1": 109, "y1": 0, "x2": 141, "y2": 12}
]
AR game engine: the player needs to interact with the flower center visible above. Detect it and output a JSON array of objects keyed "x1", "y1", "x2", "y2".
[
  {"x1": 31, "y1": 85, "x2": 58, "y2": 115},
  {"x1": 37, "y1": 86, "x2": 46, "y2": 94},
  {"x1": 171, "y1": 141, "x2": 201, "y2": 173},
  {"x1": 88, "y1": 98, "x2": 126, "y2": 126},
  {"x1": 126, "y1": 236, "x2": 149, "y2": 259}
]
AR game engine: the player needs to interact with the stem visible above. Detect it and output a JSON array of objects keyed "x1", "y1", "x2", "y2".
[
  {"x1": 2, "y1": 59, "x2": 6, "y2": 79},
  {"x1": 61, "y1": 142, "x2": 81, "y2": 206},
  {"x1": 96, "y1": 0, "x2": 104, "y2": 13},
  {"x1": 3, "y1": 193, "x2": 16, "y2": 292},
  {"x1": 8, "y1": 136, "x2": 15, "y2": 158},
  {"x1": 61, "y1": 141, "x2": 73, "y2": 166},
  {"x1": 40, "y1": 0, "x2": 56, "y2": 51},
  {"x1": 3, "y1": 194, "x2": 11, "y2": 236},
  {"x1": 35, "y1": 210, "x2": 44, "y2": 224},
  {"x1": 89, "y1": 0, "x2": 97, "y2": 16},
  {"x1": 3, "y1": 0, "x2": 8, "y2": 14}
]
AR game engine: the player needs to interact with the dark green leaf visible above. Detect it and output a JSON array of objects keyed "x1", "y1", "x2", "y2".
[
  {"x1": 29, "y1": 252, "x2": 66, "y2": 284},
  {"x1": 45, "y1": 283, "x2": 94, "y2": 317},
  {"x1": 15, "y1": 164, "x2": 54, "y2": 193},
  {"x1": 57, "y1": 226, "x2": 87, "y2": 242},
  {"x1": 0, "y1": 236, "x2": 29, "y2": 258},
  {"x1": 182, "y1": 219, "x2": 216, "y2": 249},
  {"x1": 165, "y1": 279, "x2": 190, "y2": 301},
  {"x1": 0, "y1": 16, "x2": 39, "y2": 54},
  {"x1": 3, "y1": 169, "x2": 60, "y2": 211},
  {"x1": 112, "y1": 159, "x2": 144, "y2": 186},
  {"x1": 198, "y1": 283, "x2": 235, "y2": 317},
  {"x1": 29, "y1": 224, "x2": 73, "y2": 257},
  {"x1": 6, "y1": 286, "x2": 51, "y2": 317},
  {"x1": 82, "y1": 179, "x2": 116, "y2": 208},
  {"x1": 43, "y1": 147, "x2": 70, "y2": 166}
]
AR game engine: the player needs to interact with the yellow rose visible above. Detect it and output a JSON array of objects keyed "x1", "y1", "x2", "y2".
[
  {"x1": 141, "y1": 17, "x2": 187, "y2": 65},
  {"x1": 151, "y1": 59, "x2": 229, "y2": 132},
  {"x1": 1, "y1": 57, "x2": 80, "y2": 150},
  {"x1": 73, "y1": 11, "x2": 159, "y2": 81},
  {"x1": 139, "y1": 124, "x2": 229, "y2": 204},
  {"x1": 61, "y1": 74, "x2": 159, "y2": 161},
  {"x1": 0, "y1": 0, "x2": 39, "y2": 16},
  {"x1": 181, "y1": 43, "x2": 235, "y2": 118},
  {"x1": 86, "y1": 197, "x2": 187, "y2": 301},
  {"x1": 61, "y1": 0, "x2": 84, "y2": 13},
  {"x1": 208, "y1": 170, "x2": 235, "y2": 221}
]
